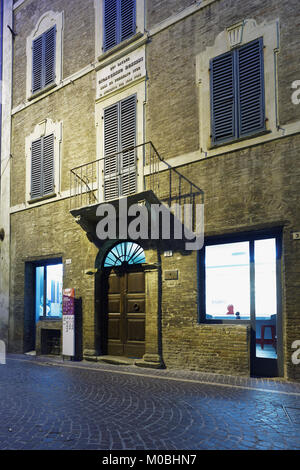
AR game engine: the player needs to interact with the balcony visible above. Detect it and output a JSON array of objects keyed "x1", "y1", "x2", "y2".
[{"x1": 69, "y1": 142, "x2": 204, "y2": 249}]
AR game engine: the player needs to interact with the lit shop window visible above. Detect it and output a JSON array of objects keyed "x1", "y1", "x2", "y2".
[
  {"x1": 204, "y1": 238, "x2": 277, "y2": 321},
  {"x1": 205, "y1": 241, "x2": 251, "y2": 320},
  {"x1": 35, "y1": 263, "x2": 63, "y2": 320}
]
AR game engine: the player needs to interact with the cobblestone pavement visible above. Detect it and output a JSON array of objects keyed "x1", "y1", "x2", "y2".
[{"x1": 0, "y1": 354, "x2": 300, "y2": 450}]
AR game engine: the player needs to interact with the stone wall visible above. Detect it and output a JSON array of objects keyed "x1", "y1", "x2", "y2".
[
  {"x1": 9, "y1": 198, "x2": 98, "y2": 353},
  {"x1": 146, "y1": 0, "x2": 300, "y2": 160},
  {"x1": 11, "y1": 71, "x2": 96, "y2": 207},
  {"x1": 8, "y1": 0, "x2": 300, "y2": 380}
]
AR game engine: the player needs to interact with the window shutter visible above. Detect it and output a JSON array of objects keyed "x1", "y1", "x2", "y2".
[
  {"x1": 104, "y1": 0, "x2": 118, "y2": 51},
  {"x1": 120, "y1": 95, "x2": 136, "y2": 196},
  {"x1": 104, "y1": 103, "x2": 119, "y2": 200},
  {"x1": 120, "y1": 0, "x2": 136, "y2": 42},
  {"x1": 237, "y1": 39, "x2": 265, "y2": 137},
  {"x1": 31, "y1": 138, "x2": 42, "y2": 199},
  {"x1": 42, "y1": 134, "x2": 54, "y2": 195},
  {"x1": 32, "y1": 36, "x2": 43, "y2": 93},
  {"x1": 210, "y1": 52, "x2": 236, "y2": 144},
  {"x1": 44, "y1": 27, "x2": 56, "y2": 87}
]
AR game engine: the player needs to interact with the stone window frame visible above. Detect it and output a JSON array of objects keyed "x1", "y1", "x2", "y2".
[
  {"x1": 196, "y1": 18, "x2": 280, "y2": 156},
  {"x1": 26, "y1": 10, "x2": 64, "y2": 101},
  {"x1": 25, "y1": 118, "x2": 62, "y2": 205},
  {"x1": 95, "y1": 81, "x2": 145, "y2": 203},
  {"x1": 94, "y1": 0, "x2": 145, "y2": 61}
]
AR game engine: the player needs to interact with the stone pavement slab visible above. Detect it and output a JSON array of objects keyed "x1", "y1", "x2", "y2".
[{"x1": 0, "y1": 354, "x2": 299, "y2": 450}]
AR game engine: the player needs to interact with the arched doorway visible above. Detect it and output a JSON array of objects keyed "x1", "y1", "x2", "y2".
[{"x1": 101, "y1": 242, "x2": 146, "y2": 358}]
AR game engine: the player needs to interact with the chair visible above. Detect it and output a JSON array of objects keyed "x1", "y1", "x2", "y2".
[{"x1": 261, "y1": 324, "x2": 276, "y2": 350}]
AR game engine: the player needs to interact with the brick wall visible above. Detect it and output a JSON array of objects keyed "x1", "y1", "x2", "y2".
[
  {"x1": 12, "y1": 0, "x2": 95, "y2": 108},
  {"x1": 146, "y1": 0, "x2": 300, "y2": 160}
]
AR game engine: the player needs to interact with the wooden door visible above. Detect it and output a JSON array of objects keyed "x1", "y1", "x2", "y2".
[{"x1": 107, "y1": 270, "x2": 145, "y2": 358}]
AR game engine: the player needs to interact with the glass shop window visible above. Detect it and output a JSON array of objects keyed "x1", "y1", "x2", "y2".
[
  {"x1": 35, "y1": 263, "x2": 63, "y2": 320},
  {"x1": 205, "y1": 241, "x2": 251, "y2": 320},
  {"x1": 203, "y1": 237, "x2": 278, "y2": 322}
]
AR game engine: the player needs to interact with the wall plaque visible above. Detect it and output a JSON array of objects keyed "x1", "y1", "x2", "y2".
[
  {"x1": 164, "y1": 270, "x2": 179, "y2": 281},
  {"x1": 97, "y1": 47, "x2": 146, "y2": 99}
]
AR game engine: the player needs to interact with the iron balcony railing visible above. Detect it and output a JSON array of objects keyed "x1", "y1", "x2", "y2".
[{"x1": 69, "y1": 141, "x2": 204, "y2": 212}]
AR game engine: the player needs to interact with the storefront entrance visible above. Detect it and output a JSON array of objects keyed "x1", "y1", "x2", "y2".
[{"x1": 199, "y1": 229, "x2": 283, "y2": 378}]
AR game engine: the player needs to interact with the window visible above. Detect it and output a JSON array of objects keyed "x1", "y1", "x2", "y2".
[
  {"x1": 26, "y1": 12, "x2": 63, "y2": 100},
  {"x1": 199, "y1": 234, "x2": 280, "y2": 324},
  {"x1": 31, "y1": 133, "x2": 54, "y2": 200},
  {"x1": 103, "y1": 0, "x2": 136, "y2": 51},
  {"x1": 32, "y1": 26, "x2": 56, "y2": 94},
  {"x1": 205, "y1": 241, "x2": 251, "y2": 319},
  {"x1": 210, "y1": 38, "x2": 265, "y2": 145},
  {"x1": 103, "y1": 94, "x2": 137, "y2": 200},
  {"x1": 35, "y1": 262, "x2": 63, "y2": 320},
  {"x1": 104, "y1": 242, "x2": 145, "y2": 267}
]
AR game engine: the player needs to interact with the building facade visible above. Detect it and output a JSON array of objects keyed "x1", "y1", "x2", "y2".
[{"x1": 2, "y1": 0, "x2": 300, "y2": 380}]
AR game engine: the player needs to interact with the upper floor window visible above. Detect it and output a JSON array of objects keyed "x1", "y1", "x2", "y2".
[
  {"x1": 103, "y1": 94, "x2": 137, "y2": 200},
  {"x1": 26, "y1": 11, "x2": 63, "y2": 100},
  {"x1": 210, "y1": 38, "x2": 265, "y2": 145},
  {"x1": 32, "y1": 26, "x2": 56, "y2": 94},
  {"x1": 103, "y1": 0, "x2": 136, "y2": 52},
  {"x1": 26, "y1": 119, "x2": 62, "y2": 204},
  {"x1": 31, "y1": 133, "x2": 55, "y2": 200}
]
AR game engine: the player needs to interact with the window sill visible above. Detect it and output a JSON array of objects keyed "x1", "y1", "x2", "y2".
[
  {"x1": 96, "y1": 32, "x2": 147, "y2": 70},
  {"x1": 28, "y1": 192, "x2": 57, "y2": 205},
  {"x1": 209, "y1": 129, "x2": 271, "y2": 150},
  {"x1": 200, "y1": 319, "x2": 251, "y2": 325},
  {"x1": 38, "y1": 317, "x2": 62, "y2": 322},
  {"x1": 27, "y1": 82, "x2": 57, "y2": 102}
]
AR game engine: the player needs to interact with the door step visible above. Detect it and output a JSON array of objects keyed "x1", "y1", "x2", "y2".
[{"x1": 84, "y1": 355, "x2": 136, "y2": 366}]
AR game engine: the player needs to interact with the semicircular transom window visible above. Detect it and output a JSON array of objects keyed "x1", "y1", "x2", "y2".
[{"x1": 104, "y1": 242, "x2": 146, "y2": 267}]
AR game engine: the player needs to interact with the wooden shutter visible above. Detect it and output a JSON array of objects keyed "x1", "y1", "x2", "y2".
[
  {"x1": 120, "y1": 0, "x2": 136, "y2": 42},
  {"x1": 32, "y1": 27, "x2": 56, "y2": 93},
  {"x1": 32, "y1": 36, "x2": 43, "y2": 93},
  {"x1": 44, "y1": 27, "x2": 56, "y2": 87},
  {"x1": 120, "y1": 95, "x2": 136, "y2": 196},
  {"x1": 104, "y1": 0, "x2": 118, "y2": 51},
  {"x1": 31, "y1": 138, "x2": 43, "y2": 199},
  {"x1": 210, "y1": 52, "x2": 236, "y2": 144},
  {"x1": 104, "y1": 103, "x2": 119, "y2": 200},
  {"x1": 237, "y1": 39, "x2": 265, "y2": 137},
  {"x1": 42, "y1": 134, "x2": 54, "y2": 195}
]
